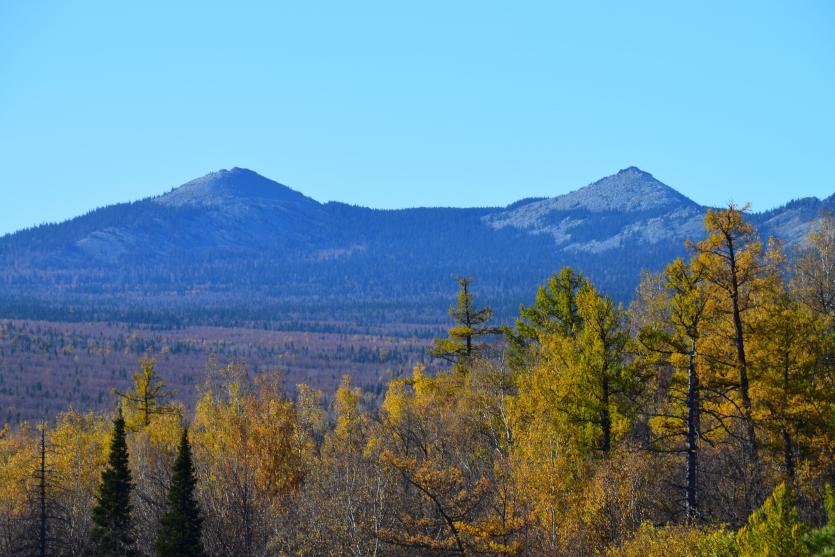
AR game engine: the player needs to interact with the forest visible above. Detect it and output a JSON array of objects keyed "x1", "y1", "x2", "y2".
[
  {"x1": 0, "y1": 320, "x2": 430, "y2": 424},
  {"x1": 1, "y1": 205, "x2": 834, "y2": 556}
]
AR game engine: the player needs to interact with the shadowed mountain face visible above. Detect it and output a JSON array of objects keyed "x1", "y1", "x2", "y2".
[{"x1": 1, "y1": 167, "x2": 832, "y2": 326}]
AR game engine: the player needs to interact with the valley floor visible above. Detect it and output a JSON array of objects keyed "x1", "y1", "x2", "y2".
[{"x1": 0, "y1": 319, "x2": 433, "y2": 423}]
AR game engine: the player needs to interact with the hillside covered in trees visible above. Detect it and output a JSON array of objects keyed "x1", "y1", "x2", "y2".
[
  {"x1": 1, "y1": 206, "x2": 833, "y2": 556},
  {"x1": 1, "y1": 167, "x2": 832, "y2": 326}
]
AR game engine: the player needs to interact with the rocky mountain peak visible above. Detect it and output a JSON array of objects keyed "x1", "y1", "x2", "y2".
[
  {"x1": 153, "y1": 167, "x2": 318, "y2": 210},
  {"x1": 543, "y1": 167, "x2": 699, "y2": 214},
  {"x1": 483, "y1": 167, "x2": 705, "y2": 252}
]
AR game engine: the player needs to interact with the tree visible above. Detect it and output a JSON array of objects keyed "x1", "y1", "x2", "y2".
[
  {"x1": 48, "y1": 410, "x2": 110, "y2": 557},
  {"x1": 604, "y1": 522, "x2": 736, "y2": 557},
  {"x1": 379, "y1": 366, "x2": 524, "y2": 555},
  {"x1": 155, "y1": 428, "x2": 205, "y2": 557},
  {"x1": 750, "y1": 293, "x2": 825, "y2": 482},
  {"x1": 90, "y1": 408, "x2": 137, "y2": 557},
  {"x1": 430, "y1": 277, "x2": 500, "y2": 371},
  {"x1": 505, "y1": 267, "x2": 586, "y2": 370},
  {"x1": 793, "y1": 214, "x2": 835, "y2": 318},
  {"x1": 735, "y1": 482, "x2": 808, "y2": 557},
  {"x1": 37, "y1": 425, "x2": 46, "y2": 557},
  {"x1": 128, "y1": 406, "x2": 188, "y2": 554},
  {"x1": 511, "y1": 279, "x2": 645, "y2": 553},
  {"x1": 115, "y1": 358, "x2": 175, "y2": 429},
  {"x1": 688, "y1": 204, "x2": 776, "y2": 472},
  {"x1": 191, "y1": 366, "x2": 308, "y2": 556},
  {"x1": 561, "y1": 282, "x2": 635, "y2": 454},
  {"x1": 636, "y1": 258, "x2": 713, "y2": 521},
  {"x1": 518, "y1": 267, "x2": 585, "y2": 339},
  {"x1": 289, "y1": 376, "x2": 391, "y2": 556},
  {"x1": 804, "y1": 484, "x2": 835, "y2": 556}
]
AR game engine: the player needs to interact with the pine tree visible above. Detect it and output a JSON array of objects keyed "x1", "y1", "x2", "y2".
[
  {"x1": 90, "y1": 408, "x2": 137, "y2": 557},
  {"x1": 155, "y1": 428, "x2": 205, "y2": 557}
]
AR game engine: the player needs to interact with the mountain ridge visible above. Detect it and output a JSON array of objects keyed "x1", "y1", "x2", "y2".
[
  {"x1": 2, "y1": 166, "x2": 831, "y2": 239},
  {"x1": 0, "y1": 166, "x2": 831, "y2": 326}
]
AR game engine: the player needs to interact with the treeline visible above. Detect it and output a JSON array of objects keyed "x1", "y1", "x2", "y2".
[
  {"x1": 0, "y1": 323, "x2": 421, "y2": 365},
  {"x1": 1, "y1": 205, "x2": 834, "y2": 556}
]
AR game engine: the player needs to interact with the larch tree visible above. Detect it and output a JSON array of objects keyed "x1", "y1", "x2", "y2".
[
  {"x1": 636, "y1": 258, "x2": 714, "y2": 521},
  {"x1": 114, "y1": 358, "x2": 175, "y2": 430},
  {"x1": 90, "y1": 408, "x2": 137, "y2": 557},
  {"x1": 430, "y1": 277, "x2": 500, "y2": 372},
  {"x1": 735, "y1": 482, "x2": 808, "y2": 557},
  {"x1": 688, "y1": 204, "x2": 776, "y2": 471},
  {"x1": 510, "y1": 278, "x2": 640, "y2": 554},
  {"x1": 792, "y1": 213, "x2": 835, "y2": 319},
  {"x1": 505, "y1": 267, "x2": 586, "y2": 370},
  {"x1": 750, "y1": 292, "x2": 831, "y2": 483},
  {"x1": 567, "y1": 282, "x2": 635, "y2": 454}
]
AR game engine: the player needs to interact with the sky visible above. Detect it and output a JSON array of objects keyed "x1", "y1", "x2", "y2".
[{"x1": 1, "y1": 1, "x2": 834, "y2": 236}]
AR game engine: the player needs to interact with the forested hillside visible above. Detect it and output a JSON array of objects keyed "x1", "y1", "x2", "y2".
[
  {"x1": 1, "y1": 167, "x2": 832, "y2": 326},
  {"x1": 1, "y1": 207, "x2": 833, "y2": 556}
]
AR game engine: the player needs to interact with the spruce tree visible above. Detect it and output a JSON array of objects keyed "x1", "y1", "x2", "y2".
[
  {"x1": 156, "y1": 428, "x2": 205, "y2": 557},
  {"x1": 90, "y1": 408, "x2": 137, "y2": 557}
]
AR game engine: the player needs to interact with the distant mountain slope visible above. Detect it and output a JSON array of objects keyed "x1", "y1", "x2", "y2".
[
  {"x1": 0, "y1": 167, "x2": 831, "y2": 326},
  {"x1": 484, "y1": 167, "x2": 706, "y2": 253}
]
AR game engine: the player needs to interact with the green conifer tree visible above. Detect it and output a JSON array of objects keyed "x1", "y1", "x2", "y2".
[
  {"x1": 430, "y1": 276, "x2": 499, "y2": 371},
  {"x1": 804, "y1": 484, "x2": 835, "y2": 557},
  {"x1": 503, "y1": 267, "x2": 587, "y2": 370},
  {"x1": 155, "y1": 428, "x2": 205, "y2": 557},
  {"x1": 736, "y1": 482, "x2": 808, "y2": 557},
  {"x1": 90, "y1": 408, "x2": 137, "y2": 557}
]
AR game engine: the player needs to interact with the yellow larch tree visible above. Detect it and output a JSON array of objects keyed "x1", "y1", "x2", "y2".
[{"x1": 378, "y1": 365, "x2": 524, "y2": 555}]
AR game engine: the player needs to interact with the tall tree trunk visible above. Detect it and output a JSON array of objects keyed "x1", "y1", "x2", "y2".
[
  {"x1": 39, "y1": 426, "x2": 46, "y2": 557},
  {"x1": 686, "y1": 340, "x2": 700, "y2": 521},
  {"x1": 600, "y1": 376, "x2": 611, "y2": 453},
  {"x1": 782, "y1": 353, "x2": 795, "y2": 482},
  {"x1": 782, "y1": 428, "x2": 795, "y2": 482},
  {"x1": 726, "y1": 235, "x2": 759, "y2": 466}
]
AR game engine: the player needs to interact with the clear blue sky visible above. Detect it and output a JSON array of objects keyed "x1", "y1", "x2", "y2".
[{"x1": 1, "y1": 1, "x2": 834, "y2": 236}]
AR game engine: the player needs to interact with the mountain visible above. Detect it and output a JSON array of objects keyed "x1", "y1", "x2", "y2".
[
  {"x1": 485, "y1": 167, "x2": 706, "y2": 253},
  {"x1": 0, "y1": 167, "x2": 831, "y2": 327}
]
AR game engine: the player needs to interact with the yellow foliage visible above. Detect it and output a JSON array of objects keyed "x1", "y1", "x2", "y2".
[
  {"x1": 192, "y1": 371, "x2": 307, "y2": 509},
  {"x1": 48, "y1": 409, "x2": 110, "y2": 497},
  {"x1": 605, "y1": 522, "x2": 736, "y2": 557},
  {"x1": 736, "y1": 482, "x2": 808, "y2": 557}
]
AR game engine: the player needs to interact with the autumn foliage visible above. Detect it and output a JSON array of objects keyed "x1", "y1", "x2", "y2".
[{"x1": 1, "y1": 207, "x2": 834, "y2": 556}]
